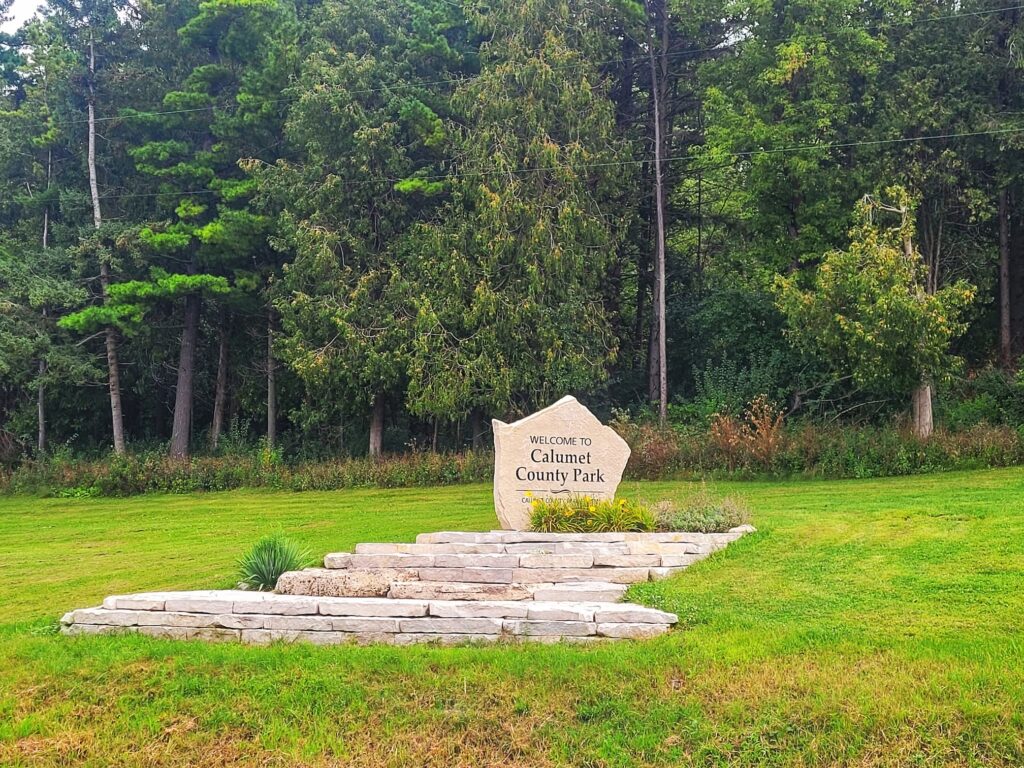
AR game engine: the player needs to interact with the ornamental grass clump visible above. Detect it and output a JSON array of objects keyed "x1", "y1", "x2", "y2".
[
  {"x1": 237, "y1": 533, "x2": 313, "y2": 591},
  {"x1": 530, "y1": 495, "x2": 655, "y2": 533},
  {"x1": 654, "y1": 488, "x2": 752, "y2": 533}
]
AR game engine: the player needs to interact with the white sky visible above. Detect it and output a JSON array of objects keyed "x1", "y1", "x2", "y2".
[{"x1": 3, "y1": 0, "x2": 41, "y2": 33}]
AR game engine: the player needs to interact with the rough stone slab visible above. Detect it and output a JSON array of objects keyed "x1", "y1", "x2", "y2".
[
  {"x1": 531, "y1": 583, "x2": 628, "y2": 602},
  {"x1": 557, "y1": 542, "x2": 632, "y2": 554},
  {"x1": 263, "y1": 615, "x2": 335, "y2": 631},
  {"x1": 322, "y1": 553, "x2": 353, "y2": 568},
  {"x1": 240, "y1": 629, "x2": 277, "y2": 645},
  {"x1": 356, "y1": 542, "x2": 506, "y2": 555},
  {"x1": 164, "y1": 597, "x2": 236, "y2": 614},
  {"x1": 314, "y1": 598, "x2": 428, "y2": 617},
  {"x1": 501, "y1": 543, "x2": 557, "y2": 554},
  {"x1": 330, "y1": 617, "x2": 401, "y2": 633},
  {"x1": 233, "y1": 596, "x2": 320, "y2": 616},
  {"x1": 276, "y1": 568, "x2": 418, "y2": 598},
  {"x1": 416, "y1": 532, "x2": 506, "y2": 544},
  {"x1": 596, "y1": 622, "x2": 670, "y2": 639},
  {"x1": 512, "y1": 567, "x2": 649, "y2": 585},
  {"x1": 416, "y1": 567, "x2": 514, "y2": 584},
  {"x1": 660, "y1": 554, "x2": 706, "y2": 568},
  {"x1": 136, "y1": 625, "x2": 190, "y2": 640},
  {"x1": 63, "y1": 623, "x2": 122, "y2": 636},
  {"x1": 343, "y1": 554, "x2": 437, "y2": 569},
  {"x1": 648, "y1": 567, "x2": 687, "y2": 581},
  {"x1": 518, "y1": 553, "x2": 595, "y2": 569},
  {"x1": 592, "y1": 554, "x2": 662, "y2": 568},
  {"x1": 398, "y1": 617, "x2": 503, "y2": 635},
  {"x1": 625, "y1": 541, "x2": 700, "y2": 555},
  {"x1": 353, "y1": 543, "x2": 414, "y2": 554},
  {"x1": 241, "y1": 629, "x2": 391, "y2": 646},
  {"x1": 70, "y1": 608, "x2": 139, "y2": 626},
  {"x1": 130, "y1": 612, "x2": 257, "y2": 629},
  {"x1": 389, "y1": 582, "x2": 533, "y2": 601},
  {"x1": 421, "y1": 531, "x2": 631, "y2": 544},
  {"x1": 621, "y1": 532, "x2": 705, "y2": 543},
  {"x1": 495, "y1": 532, "x2": 629, "y2": 543},
  {"x1": 431, "y1": 553, "x2": 521, "y2": 568},
  {"x1": 594, "y1": 605, "x2": 678, "y2": 624},
  {"x1": 427, "y1": 601, "x2": 530, "y2": 619},
  {"x1": 103, "y1": 595, "x2": 166, "y2": 611},
  {"x1": 524, "y1": 635, "x2": 606, "y2": 645},
  {"x1": 185, "y1": 628, "x2": 240, "y2": 642},
  {"x1": 525, "y1": 603, "x2": 598, "y2": 622},
  {"x1": 503, "y1": 620, "x2": 596, "y2": 637},
  {"x1": 393, "y1": 633, "x2": 501, "y2": 646},
  {"x1": 730, "y1": 524, "x2": 756, "y2": 534}
]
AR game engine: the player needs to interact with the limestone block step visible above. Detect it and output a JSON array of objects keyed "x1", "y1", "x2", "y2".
[
  {"x1": 61, "y1": 594, "x2": 677, "y2": 645},
  {"x1": 387, "y1": 581, "x2": 533, "y2": 601},
  {"x1": 530, "y1": 582, "x2": 629, "y2": 602},
  {"x1": 59, "y1": 527, "x2": 753, "y2": 647},
  {"x1": 276, "y1": 568, "x2": 418, "y2": 597},
  {"x1": 511, "y1": 567, "x2": 651, "y2": 585}
]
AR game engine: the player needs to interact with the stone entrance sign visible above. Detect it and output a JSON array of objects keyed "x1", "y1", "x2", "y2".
[{"x1": 492, "y1": 396, "x2": 631, "y2": 530}]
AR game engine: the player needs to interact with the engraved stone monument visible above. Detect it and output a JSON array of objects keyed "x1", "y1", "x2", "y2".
[{"x1": 492, "y1": 396, "x2": 631, "y2": 530}]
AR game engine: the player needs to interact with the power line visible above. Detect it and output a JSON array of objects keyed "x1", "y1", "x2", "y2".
[{"x1": 75, "y1": 123, "x2": 1024, "y2": 204}]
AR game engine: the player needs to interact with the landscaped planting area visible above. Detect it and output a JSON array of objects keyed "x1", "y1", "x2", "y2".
[{"x1": 2, "y1": 469, "x2": 1023, "y2": 767}]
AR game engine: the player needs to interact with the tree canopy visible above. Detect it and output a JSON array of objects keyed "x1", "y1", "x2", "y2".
[{"x1": 0, "y1": 0, "x2": 1020, "y2": 459}]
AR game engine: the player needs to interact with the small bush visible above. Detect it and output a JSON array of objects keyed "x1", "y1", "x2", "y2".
[
  {"x1": 610, "y1": 413, "x2": 683, "y2": 479},
  {"x1": 237, "y1": 534, "x2": 313, "y2": 591},
  {"x1": 530, "y1": 496, "x2": 655, "y2": 533},
  {"x1": 654, "y1": 489, "x2": 752, "y2": 533}
]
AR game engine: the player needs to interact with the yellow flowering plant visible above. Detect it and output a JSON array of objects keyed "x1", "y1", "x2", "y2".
[{"x1": 529, "y1": 495, "x2": 655, "y2": 533}]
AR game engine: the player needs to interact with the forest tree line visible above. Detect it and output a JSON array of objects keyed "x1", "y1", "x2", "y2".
[{"x1": 1, "y1": 0, "x2": 1022, "y2": 460}]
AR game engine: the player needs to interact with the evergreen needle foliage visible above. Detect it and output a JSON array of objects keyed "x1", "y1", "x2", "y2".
[{"x1": 237, "y1": 533, "x2": 312, "y2": 591}]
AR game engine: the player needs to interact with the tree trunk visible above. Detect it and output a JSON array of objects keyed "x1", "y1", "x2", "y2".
[
  {"x1": 646, "y1": 1, "x2": 668, "y2": 425},
  {"x1": 900, "y1": 224, "x2": 935, "y2": 439},
  {"x1": 88, "y1": 37, "x2": 126, "y2": 455},
  {"x1": 470, "y1": 408, "x2": 484, "y2": 451},
  {"x1": 1000, "y1": 188, "x2": 1013, "y2": 369},
  {"x1": 368, "y1": 397, "x2": 384, "y2": 458},
  {"x1": 38, "y1": 154, "x2": 50, "y2": 455},
  {"x1": 267, "y1": 309, "x2": 276, "y2": 450},
  {"x1": 37, "y1": 359, "x2": 46, "y2": 454},
  {"x1": 210, "y1": 323, "x2": 228, "y2": 450},
  {"x1": 169, "y1": 293, "x2": 201, "y2": 458},
  {"x1": 912, "y1": 383, "x2": 934, "y2": 439}
]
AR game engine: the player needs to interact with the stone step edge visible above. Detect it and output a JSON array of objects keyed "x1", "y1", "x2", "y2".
[
  {"x1": 62, "y1": 606, "x2": 675, "y2": 642},
  {"x1": 416, "y1": 527, "x2": 754, "y2": 545},
  {"x1": 63, "y1": 623, "x2": 670, "y2": 644},
  {"x1": 77, "y1": 594, "x2": 673, "y2": 623},
  {"x1": 323, "y1": 553, "x2": 708, "y2": 570}
]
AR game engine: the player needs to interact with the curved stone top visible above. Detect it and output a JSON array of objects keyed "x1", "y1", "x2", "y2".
[{"x1": 492, "y1": 396, "x2": 631, "y2": 530}]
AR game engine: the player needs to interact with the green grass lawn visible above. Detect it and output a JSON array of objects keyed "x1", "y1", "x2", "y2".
[{"x1": 1, "y1": 469, "x2": 1022, "y2": 767}]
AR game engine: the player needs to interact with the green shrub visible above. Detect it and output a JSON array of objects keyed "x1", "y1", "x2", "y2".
[
  {"x1": 530, "y1": 496, "x2": 655, "y2": 533},
  {"x1": 943, "y1": 393, "x2": 1003, "y2": 431},
  {"x1": 237, "y1": 534, "x2": 313, "y2": 591},
  {"x1": 653, "y1": 489, "x2": 752, "y2": 533}
]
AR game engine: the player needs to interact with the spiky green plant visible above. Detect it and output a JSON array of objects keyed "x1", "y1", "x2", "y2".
[{"x1": 237, "y1": 534, "x2": 313, "y2": 591}]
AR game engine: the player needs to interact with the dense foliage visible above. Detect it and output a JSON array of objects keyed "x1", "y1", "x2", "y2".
[{"x1": 2, "y1": 0, "x2": 1024, "y2": 462}]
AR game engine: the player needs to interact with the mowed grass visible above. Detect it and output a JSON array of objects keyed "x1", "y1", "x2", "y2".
[{"x1": 1, "y1": 470, "x2": 1022, "y2": 767}]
